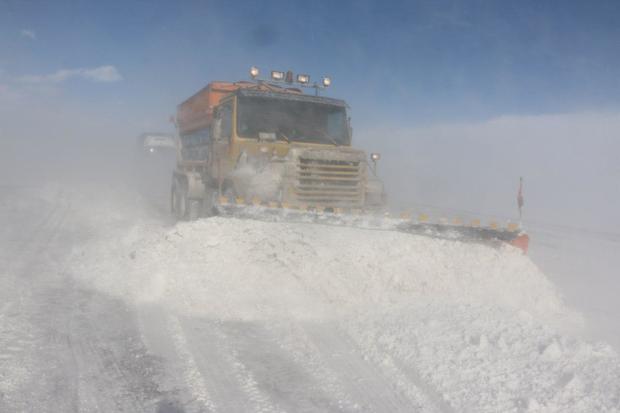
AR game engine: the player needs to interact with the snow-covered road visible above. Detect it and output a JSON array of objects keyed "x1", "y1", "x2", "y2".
[
  {"x1": 0, "y1": 187, "x2": 167, "y2": 411},
  {"x1": 1, "y1": 184, "x2": 619, "y2": 412}
]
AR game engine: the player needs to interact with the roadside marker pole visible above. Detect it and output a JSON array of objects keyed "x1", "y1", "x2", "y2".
[{"x1": 517, "y1": 177, "x2": 524, "y2": 225}]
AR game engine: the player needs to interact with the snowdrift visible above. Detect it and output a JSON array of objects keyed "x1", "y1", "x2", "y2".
[
  {"x1": 69, "y1": 199, "x2": 620, "y2": 412},
  {"x1": 75, "y1": 216, "x2": 568, "y2": 322}
]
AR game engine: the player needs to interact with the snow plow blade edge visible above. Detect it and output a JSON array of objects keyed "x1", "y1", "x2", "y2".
[{"x1": 213, "y1": 202, "x2": 530, "y2": 254}]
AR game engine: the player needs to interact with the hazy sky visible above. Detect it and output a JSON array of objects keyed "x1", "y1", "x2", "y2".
[{"x1": 1, "y1": 0, "x2": 620, "y2": 130}]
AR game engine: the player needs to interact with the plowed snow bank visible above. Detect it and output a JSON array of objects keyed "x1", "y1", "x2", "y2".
[
  {"x1": 75, "y1": 217, "x2": 570, "y2": 322},
  {"x1": 69, "y1": 199, "x2": 620, "y2": 412}
]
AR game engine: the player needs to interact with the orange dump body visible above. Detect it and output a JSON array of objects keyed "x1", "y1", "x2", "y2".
[
  {"x1": 176, "y1": 81, "x2": 302, "y2": 135},
  {"x1": 176, "y1": 82, "x2": 239, "y2": 135}
]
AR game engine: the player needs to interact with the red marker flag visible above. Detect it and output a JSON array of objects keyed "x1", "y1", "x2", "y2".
[{"x1": 517, "y1": 177, "x2": 524, "y2": 219}]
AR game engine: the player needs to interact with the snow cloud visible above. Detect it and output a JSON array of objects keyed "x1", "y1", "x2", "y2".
[
  {"x1": 361, "y1": 111, "x2": 620, "y2": 232},
  {"x1": 20, "y1": 29, "x2": 36, "y2": 40},
  {"x1": 18, "y1": 65, "x2": 123, "y2": 83}
]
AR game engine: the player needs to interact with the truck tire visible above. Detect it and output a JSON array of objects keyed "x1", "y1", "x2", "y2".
[
  {"x1": 203, "y1": 188, "x2": 219, "y2": 217},
  {"x1": 172, "y1": 182, "x2": 188, "y2": 221},
  {"x1": 188, "y1": 199, "x2": 202, "y2": 221}
]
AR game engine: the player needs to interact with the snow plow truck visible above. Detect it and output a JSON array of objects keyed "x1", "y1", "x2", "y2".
[
  {"x1": 171, "y1": 67, "x2": 385, "y2": 219},
  {"x1": 171, "y1": 66, "x2": 529, "y2": 253}
]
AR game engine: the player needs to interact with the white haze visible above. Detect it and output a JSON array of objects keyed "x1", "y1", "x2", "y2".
[
  {"x1": 2, "y1": 83, "x2": 620, "y2": 412},
  {"x1": 0, "y1": 86, "x2": 152, "y2": 186},
  {"x1": 2, "y1": 82, "x2": 619, "y2": 347},
  {"x1": 358, "y1": 111, "x2": 620, "y2": 348},
  {"x1": 359, "y1": 111, "x2": 620, "y2": 230}
]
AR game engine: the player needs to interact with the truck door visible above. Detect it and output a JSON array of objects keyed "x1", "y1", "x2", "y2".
[{"x1": 210, "y1": 101, "x2": 233, "y2": 191}]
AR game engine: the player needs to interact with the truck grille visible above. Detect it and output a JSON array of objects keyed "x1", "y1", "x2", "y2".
[{"x1": 295, "y1": 157, "x2": 364, "y2": 207}]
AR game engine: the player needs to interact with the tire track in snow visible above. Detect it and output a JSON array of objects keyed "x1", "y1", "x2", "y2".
[
  {"x1": 347, "y1": 337, "x2": 454, "y2": 413},
  {"x1": 262, "y1": 227, "x2": 444, "y2": 411},
  {"x1": 66, "y1": 287, "x2": 166, "y2": 412},
  {"x1": 182, "y1": 316, "x2": 438, "y2": 412},
  {"x1": 0, "y1": 194, "x2": 75, "y2": 412},
  {"x1": 388, "y1": 358, "x2": 453, "y2": 413},
  {"x1": 177, "y1": 317, "x2": 285, "y2": 413},
  {"x1": 269, "y1": 321, "x2": 363, "y2": 412},
  {"x1": 222, "y1": 226, "x2": 444, "y2": 411},
  {"x1": 210, "y1": 323, "x2": 284, "y2": 413},
  {"x1": 166, "y1": 314, "x2": 218, "y2": 412},
  {"x1": 2, "y1": 189, "x2": 166, "y2": 412},
  {"x1": 301, "y1": 322, "x2": 435, "y2": 413}
]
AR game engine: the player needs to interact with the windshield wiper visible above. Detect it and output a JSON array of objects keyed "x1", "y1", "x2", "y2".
[
  {"x1": 277, "y1": 131, "x2": 290, "y2": 143},
  {"x1": 319, "y1": 131, "x2": 340, "y2": 147}
]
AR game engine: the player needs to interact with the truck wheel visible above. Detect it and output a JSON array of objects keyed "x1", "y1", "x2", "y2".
[
  {"x1": 172, "y1": 184, "x2": 188, "y2": 221},
  {"x1": 203, "y1": 189, "x2": 219, "y2": 217},
  {"x1": 188, "y1": 199, "x2": 202, "y2": 221}
]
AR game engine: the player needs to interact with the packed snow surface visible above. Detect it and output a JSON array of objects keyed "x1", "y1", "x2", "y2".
[{"x1": 2, "y1": 185, "x2": 620, "y2": 412}]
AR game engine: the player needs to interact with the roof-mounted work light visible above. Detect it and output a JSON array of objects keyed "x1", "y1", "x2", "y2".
[
  {"x1": 249, "y1": 67, "x2": 332, "y2": 95},
  {"x1": 271, "y1": 70, "x2": 285, "y2": 81},
  {"x1": 296, "y1": 74, "x2": 310, "y2": 84},
  {"x1": 249, "y1": 66, "x2": 259, "y2": 79}
]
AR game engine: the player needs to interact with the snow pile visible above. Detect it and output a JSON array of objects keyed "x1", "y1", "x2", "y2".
[
  {"x1": 348, "y1": 302, "x2": 619, "y2": 412},
  {"x1": 70, "y1": 209, "x2": 620, "y2": 412},
  {"x1": 73, "y1": 216, "x2": 569, "y2": 322}
]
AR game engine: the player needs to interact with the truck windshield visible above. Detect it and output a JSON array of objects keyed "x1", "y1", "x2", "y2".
[{"x1": 237, "y1": 96, "x2": 349, "y2": 145}]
